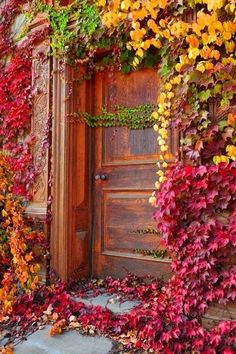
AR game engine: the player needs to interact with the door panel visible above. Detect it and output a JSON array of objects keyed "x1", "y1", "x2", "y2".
[
  {"x1": 103, "y1": 191, "x2": 158, "y2": 253},
  {"x1": 103, "y1": 127, "x2": 158, "y2": 164},
  {"x1": 93, "y1": 69, "x2": 177, "y2": 279}
]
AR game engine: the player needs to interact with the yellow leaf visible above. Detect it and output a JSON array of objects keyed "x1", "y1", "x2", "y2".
[
  {"x1": 159, "y1": 176, "x2": 167, "y2": 183},
  {"x1": 225, "y1": 40, "x2": 235, "y2": 53},
  {"x1": 222, "y1": 31, "x2": 232, "y2": 40},
  {"x1": 150, "y1": 38, "x2": 161, "y2": 48},
  {"x1": 162, "y1": 161, "x2": 168, "y2": 168},
  {"x1": 171, "y1": 75, "x2": 182, "y2": 85},
  {"x1": 164, "y1": 82, "x2": 172, "y2": 91},
  {"x1": 153, "y1": 124, "x2": 159, "y2": 131},
  {"x1": 120, "y1": 0, "x2": 130, "y2": 11},
  {"x1": 227, "y1": 113, "x2": 236, "y2": 126},
  {"x1": 213, "y1": 155, "x2": 230, "y2": 164},
  {"x1": 215, "y1": 37, "x2": 223, "y2": 46},
  {"x1": 158, "y1": 93, "x2": 166, "y2": 104},
  {"x1": 132, "y1": 57, "x2": 139, "y2": 66},
  {"x1": 188, "y1": 47, "x2": 199, "y2": 59},
  {"x1": 160, "y1": 145, "x2": 168, "y2": 152},
  {"x1": 212, "y1": 50, "x2": 220, "y2": 60},
  {"x1": 149, "y1": 195, "x2": 156, "y2": 205},
  {"x1": 226, "y1": 145, "x2": 236, "y2": 159},
  {"x1": 159, "y1": 19, "x2": 166, "y2": 28},
  {"x1": 2, "y1": 209, "x2": 7, "y2": 217},
  {"x1": 97, "y1": 0, "x2": 106, "y2": 6},
  {"x1": 175, "y1": 63, "x2": 182, "y2": 72},
  {"x1": 25, "y1": 253, "x2": 33, "y2": 262},
  {"x1": 147, "y1": 19, "x2": 159, "y2": 33},
  {"x1": 207, "y1": 0, "x2": 225, "y2": 12},
  {"x1": 186, "y1": 34, "x2": 199, "y2": 48},
  {"x1": 200, "y1": 46, "x2": 211, "y2": 60},
  {"x1": 136, "y1": 47, "x2": 144, "y2": 58},
  {"x1": 132, "y1": 1, "x2": 140, "y2": 10},
  {"x1": 196, "y1": 62, "x2": 205, "y2": 73},
  {"x1": 151, "y1": 111, "x2": 159, "y2": 119},
  {"x1": 142, "y1": 39, "x2": 151, "y2": 50},
  {"x1": 162, "y1": 29, "x2": 171, "y2": 39},
  {"x1": 159, "y1": 0, "x2": 167, "y2": 9},
  {"x1": 133, "y1": 8, "x2": 148, "y2": 21},
  {"x1": 205, "y1": 62, "x2": 214, "y2": 70},
  {"x1": 167, "y1": 92, "x2": 174, "y2": 99}
]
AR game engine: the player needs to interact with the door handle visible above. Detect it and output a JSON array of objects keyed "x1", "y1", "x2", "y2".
[{"x1": 95, "y1": 174, "x2": 108, "y2": 181}]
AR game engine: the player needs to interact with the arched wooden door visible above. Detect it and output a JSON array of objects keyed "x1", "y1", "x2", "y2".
[{"x1": 92, "y1": 68, "x2": 178, "y2": 279}]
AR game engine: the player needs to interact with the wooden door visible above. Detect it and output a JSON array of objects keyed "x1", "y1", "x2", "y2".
[{"x1": 92, "y1": 69, "x2": 177, "y2": 279}]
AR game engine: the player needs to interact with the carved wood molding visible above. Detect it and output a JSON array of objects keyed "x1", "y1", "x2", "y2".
[{"x1": 26, "y1": 41, "x2": 51, "y2": 219}]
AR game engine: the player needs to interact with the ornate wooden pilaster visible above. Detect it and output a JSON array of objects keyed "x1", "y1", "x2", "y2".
[{"x1": 27, "y1": 42, "x2": 51, "y2": 219}]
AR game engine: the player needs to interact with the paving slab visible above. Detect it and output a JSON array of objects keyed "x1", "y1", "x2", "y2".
[
  {"x1": 14, "y1": 326, "x2": 113, "y2": 354},
  {"x1": 0, "y1": 330, "x2": 8, "y2": 346},
  {"x1": 75, "y1": 293, "x2": 139, "y2": 314}
]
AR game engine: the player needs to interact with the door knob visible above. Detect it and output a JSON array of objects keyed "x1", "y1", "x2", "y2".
[{"x1": 95, "y1": 174, "x2": 108, "y2": 181}]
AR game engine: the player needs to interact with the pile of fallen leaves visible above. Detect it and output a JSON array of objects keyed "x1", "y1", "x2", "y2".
[{"x1": 0, "y1": 273, "x2": 235, "y2": 353}]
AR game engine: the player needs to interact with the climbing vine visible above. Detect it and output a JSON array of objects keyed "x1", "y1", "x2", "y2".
[
  {"x1": 0, "y1": 153, "x2": 45, "y2": 316},
  {"x1": 97, "y1": 0, "x2": 236, "y2": 187},
  {"x1": 71, "y1": 103, "x2": 158, "y2": 129},
  {"x1": 0, "y1": 0, "x2": 48, "y2": 320}
]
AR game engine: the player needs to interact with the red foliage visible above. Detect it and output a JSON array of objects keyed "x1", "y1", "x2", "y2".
[
  {"x1": 1, "y1": 274, "x2": 235, "y2": 352},
  {"x1": 0, "y1": 0, "x2": 48, "y2": 320},
  {"x1": 154, "y1": 162, "x2": 236, "y2": 316},
  {"x1": 0, "y1": 0, "x2": 49, "y2": 197}
]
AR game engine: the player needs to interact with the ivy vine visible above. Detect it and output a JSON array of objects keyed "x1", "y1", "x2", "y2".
[
  {"x1": 70, "y1": 104, "x2": 158, "y2": 129},
  {"x1": 134, "y1": 248, "x2": 167, "y2": 259}
]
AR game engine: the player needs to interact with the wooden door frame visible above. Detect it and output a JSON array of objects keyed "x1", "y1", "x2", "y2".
[{"x1": 50, "y1": 61, "x2": 93, "y2": 281}]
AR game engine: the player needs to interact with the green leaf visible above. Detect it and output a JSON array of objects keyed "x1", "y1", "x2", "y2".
[
  {"x1": 218, "y1": 120, "x2": 227, "y2": 131},
  {"x1": 198, "y1": 89, "x2": 211, "y2": 102},
  {"x1": 213, "y1": 83, "x2": 222, "y2": 95},
  {"x1": 121, "y1": 63, "x2": 131, "y2": 74}
]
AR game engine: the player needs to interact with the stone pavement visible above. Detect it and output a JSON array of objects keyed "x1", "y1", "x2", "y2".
[
  {"x1": 75, "y1": 292, "x2": 139, "y2": 314},
  {"x1": 14, "y1": 326, "x2": 113, "y2": 354},
  {"x1": 14, "y1": 293, "x2": 139, "y2": 354}
]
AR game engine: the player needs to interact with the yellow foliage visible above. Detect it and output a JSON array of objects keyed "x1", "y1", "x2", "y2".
[
  {"x1": 196, "y1": 62, "x2": 205, "y2": 73},
  {"x1": 136, "y1": 47, "x2": 144, "y2": 58},
  {"x1": 200, "y1": 46, "x2": 212, "y2": 60},
  {"x1": 227, "y1": 113, "x2": 236, "y2": 126},
  {"x1": 132, "y1": 8, "x2": 148, "y2": 21},
  {"x1": 97, "y1": 0, "x2": 106, "y2": 5},
  {"x1": 225, "y1": 40, "x2": 235, "y2": 52},
  {"x1": 96, "y1": 0, "x2": 236, "y2": 190},
  {"x1": 186, "y1": 34, "x2": 199, "y2": 48},
  {"x1": 148, "y1": 19, "x2": 160, "y2": 34},
  {"x1": 205, "y1": 0, "x2": 225, "y2": 11},
  {"x1": 205, "y1": 61, "x2": 214, "y2": 70},
  {"x1": 151, "y1": 111, "x2": 159, "y2": 119},
  {"x1": 226, "y1": 145, "x2": 236, "y2": 159},
  {"x1": 213, "y1": 155, "x2": 230, "y2": 164},
  {"x1": 188, "y1": 47, "x2": 200, "y2": 60}
]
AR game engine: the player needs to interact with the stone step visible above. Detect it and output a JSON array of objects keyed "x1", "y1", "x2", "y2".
[
  {"x1": 12, "y1": 291, "x2": 140, "y2": 354},
  {"x1": 75, "y1": 293, "x2": 140, "y2": 314},
  {"x1": 15, "y1": 326, "x2": 113, "y2": 354}
]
